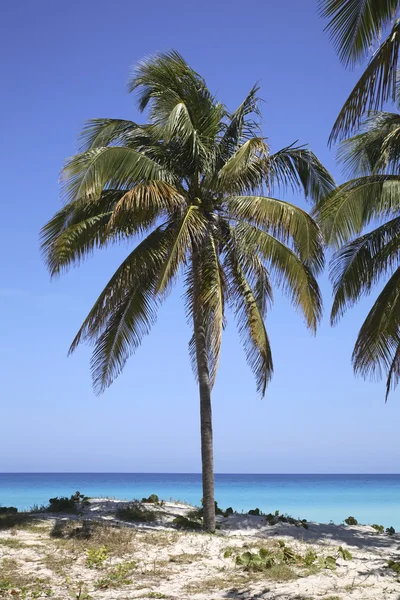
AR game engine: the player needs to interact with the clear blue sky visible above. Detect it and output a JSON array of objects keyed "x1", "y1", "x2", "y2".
[{"x1": 1, "y1": 0, "x2": 398, "y2": 474}]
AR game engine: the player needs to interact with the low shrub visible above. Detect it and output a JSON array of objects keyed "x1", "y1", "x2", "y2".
[
  {"x1": 96, "y1": 560, "x2": 136, "y2": 588},
  {"x1": 116, "y1": 503, "x2": 157, "y2": 523},
  {"x1": 371, "y1": 524, "x2": 384, "y2": 533},
  {"x1": 337, "y1": 546, "x2": 352, "y2": 560},
  {"x1": 0, "y1": 507, "x2": 18, "y2": 514},
  {"x1": 172, "y1": 515, "x2": 202, "y2": 530},
  {"x1": 141, "y1": 494, "x2": 163, "y2": 505},
  {"x1": 388, "y1": 560, "x2": 400, "y2": 574},
  {"x1": 344, "y1": 516, "x2": 358, "y2": 526},
  {"x1": 46, "y1": 491, "x2": 89, "y2": 514},
  {"x1": 264, "y1": 510, "x2": 308, "y2": 529},
  {"x1": 386, "y1": 526, "x2": 396, "y2": 535},
  {"x1": 248, "y1": 508, "x2": 262, "y2": 516}
]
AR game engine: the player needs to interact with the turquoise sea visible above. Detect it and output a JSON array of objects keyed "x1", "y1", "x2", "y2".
[{"x1": 1, "y1": 473, "x2": 399, "y2": 529}]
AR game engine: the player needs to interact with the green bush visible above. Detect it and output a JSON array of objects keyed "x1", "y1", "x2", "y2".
[
  {"x1": 248, "y1": 508, "x2": 262, "y2": 516},
  {"x1": 224, "y1": 506, "x2": 234, "y2": 516},
  {"x1": 0, "y1": 507, "x2": 18, "y2": 515},
  {"x1": 141, "y1": 494, "x2": 161, "y2": 504},
  {"x1": 116, "y1": 503, "x2": 157, "y2": 523},
  {"x1": 388, "y1": 560, "x2": 400, "y2": 574},
  {"x1": 386, "y1": 526, "x2": 396, "y2": 535},
  {"x1": 46, "y1": 491, "x2": 89, "y2": 513},
  {"x1": 264, "y1": 509, "x2": 308, "y2": 529},
  {"x1": 304, "y1": 550, "x2": 317, "y2": 566},
  {"x1": 344, "y1": 516, "x2": 358, "y2": 525},
  {"x1": 371, "y1": 524, "x2": 384, "y2": 533},
  {"x1": 172, "y1": 515, "x2": 202, "y2": 530}
]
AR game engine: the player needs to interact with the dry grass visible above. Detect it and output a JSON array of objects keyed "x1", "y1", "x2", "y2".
[
  {"x1": 169, "y1": 552, "x2": 203, "y2": 564},
  {"x1": 0, "y1": 557, "x2": 53, "y2": 597}
]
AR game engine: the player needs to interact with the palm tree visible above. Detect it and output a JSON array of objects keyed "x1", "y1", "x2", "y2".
[
  {"x1": 41, "y1": 51, "x2": 334, "y2": 531},
  {"x1": 319, "y1": 0, "x2": 400, "y2": 142},
  {"x1": 316, "y1": 108, "x2": 400, "y2": 399}
]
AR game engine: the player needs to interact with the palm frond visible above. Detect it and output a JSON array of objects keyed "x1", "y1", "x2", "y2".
[
  {"x1": 319, "y1": 0, "x2": 399, "y2": 66},
  {"x1": 61, "y1": 147, "x2": 176, "y2": 204},
  {"x1": 352, "y1": 267, "x2": 400, "y2": 385},
  {"x1": 236, "y1": 222, "x2": 322, "y2": 332},
  {"x1": 269, "y1": 144, "x2": 336, "y2": 204},
  {"x1": 330, "y1": 216, "x2": 400, "y2": 322},
  {"x1": 216, "y1": 137, "x2": 268, "y2": 194},
  {"x1": 156, "y1": 206, "x2": 208, "y2": 293},
  {"x1": 79, "y1": 119, "x2": 140, "y2": 151},
  {"x1": 337, "y1": 111, "x2": 400, "y2": 176},
  {"x1": 223, "y1": 239, "x2": 273, "y2": 396},
  {"x1": 226, "y1": 195, "x2": 324, "y2": 274},
  {"x1": 318, "y1": 174, "x2": 400, "y2": 246},
  {"x1": 329, "y1": 18, "x2": 400, "y2": 142},
  {"x1": 386, "y1": 342, "x2": 400, "y2": 399}
]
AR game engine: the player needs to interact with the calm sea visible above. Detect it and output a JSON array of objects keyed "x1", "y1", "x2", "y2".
[{"x1": 0, "y1": 473, "x2": 399, "y2": 528}]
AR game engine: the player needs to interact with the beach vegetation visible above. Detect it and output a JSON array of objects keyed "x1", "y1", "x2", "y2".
[
  {"x1": 264, "y1": 510, "x2": 309, "y2": 528},
  {"x1": 41, "y1": 50, "x2": 333, "y2": 532},
  {"x1": 344, "y1": 516, "x2": 358, "y2": 525},
  {"x1": 337, "y1": 546, "x2": 352, "y2": 560},
  {"x1": 388, "y1": 559, "x2": 400, "y2": 574},
  {"x1": 86, "y1": 546, "x2": 109, "y2": 568},
  {"x1": 141, "y1": 494, "x2": 163, "y2": 505},
  {"x1": 116, "y1": 502, "x2": 159, "y2": 523},
  {"x1": 0, "y1": 507, "x2": 18, "y2": 514},
  {"x1": 172, "y1": 515, "x2": 202, "y2": 530},
  {"x1": 371, "y1": 523, "x2": 384, "y2": 533},
  {"x1": 96, "y1": 560, "x2": 137, "y2": 588},
  {"x1": 386, "y1": 526, "x2": 396, "y2": 535}
]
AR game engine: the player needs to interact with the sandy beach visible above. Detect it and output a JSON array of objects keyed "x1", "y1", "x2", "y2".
[{"x1": 1, "y1": 498, "x2": 399, "y2": 599}]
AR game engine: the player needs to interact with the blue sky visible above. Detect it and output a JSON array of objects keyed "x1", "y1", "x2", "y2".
[{"x1": 1, "y1": 0, "x2": 398, "y2": 473}]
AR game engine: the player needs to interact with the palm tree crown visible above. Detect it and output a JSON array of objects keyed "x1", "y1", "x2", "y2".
[
  {"x1": 320, "y1": 0, "x2": 400, "y2": 142},
  {"x1": 316, "y1": 107, "x2": 400, "y2": 399}
]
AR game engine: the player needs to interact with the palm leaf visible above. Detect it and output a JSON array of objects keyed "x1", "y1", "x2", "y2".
[
  {"x1": 352, "y1": 267, "x2": 400, "y2": 384},
  {"x1": 330, "y1": 216, "x2": 400, "y2": 322},
  {"x1": 319, "y1": 0, "x2": 399, "y2": 66},
  {"x1": 329, "y1": 18, "x2": 400, "y2": 142}
]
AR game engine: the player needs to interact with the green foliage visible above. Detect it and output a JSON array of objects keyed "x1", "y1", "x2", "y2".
[
  {"x1": 96, "y1": 560, "x2": 136, "y2": 588},
  {"x1": 224, "y1": 507, "x2": 234, "y2": 516},
  {"x1": 223, "y1": 548, "x2": 233, "y2": 558},
  {"x1": 388, "y1": 560, "x2": 400, "y2": 574},
  {"x1": 116, "y1": 503, "x2": 157, "y2": 523},
  {"x1": 86, "y1": 546, "x2": 109, "y2": 569},
  {"x1": 148, "y1": 594, "x2": 168, "y2": 599},
  {"x1": 172, "y1": 515, "x2": 202, "y2": 530},
  {"x1": 318, "y1": 555, "x2": 337, "y2": 570},
  {"x1": 141, "y1": 494, "x2": 161, "y2": 504},
  {"x1": 264, "y1": 509, "x2": 308, "y2": 528},
  {"x1": 371, "y1": 524, "x2": 384, "y2": 533},
  {"x1": 46, "y1": 491, "x2": 89, "y2": 513},
  {"x1": 0, "y1": 507, "x2": 18, "y2": 514},
  {"x1": 304, "y1": 550, "x2": 317, "y2": 566},
  {"x1": 248, "y1": 508, "x2": 262, "y2": 516},
  {"x1": 344, "y1": 516, "x2": 358, "y2": 526},
  {"x1": 386, "y1": 526, "x2": 396, "y2": 535},
  {"x1": 337, "y1": 546, "x2": 352, "y2": 561}
]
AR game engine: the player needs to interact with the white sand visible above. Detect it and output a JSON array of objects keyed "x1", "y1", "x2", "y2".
[{"x1": 0, "y1": 499, "x2": 399, "y2": 599}]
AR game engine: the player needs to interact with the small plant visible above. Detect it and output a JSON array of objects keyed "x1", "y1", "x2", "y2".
[
  {"x1": 224, "y1": 506, "x2": 234, "y2": 516},
  {"x1": 388, "y1": 560, "x2": 400, "y2": 574},
  {"x1": 86, "y1": 546, "x2": 109, "y2": 569},
  {"x1": 148, "y1": 594, "x2": 168, "y2": 599},
  {"x1": 304, "y1": 550, "x2": 317, "y2": 565},
  {"x1": 172, "y1": 515, "x2": 202, "y2": 530},
  {"x1": 264, "y1": 510, "x2": 308, "y2": 529},
  {"x1": 70, "y1": 581, "x2": 93, "y2": 600},
  {"x1": 141, "y1": 494, "x2": 163, "y2": 505},
  {"x1": 223, "y1": 548, "x2": 233, "y2": 558},
  {"x1": 96, "y1": 560, "x2": 136, "y2": 588},
  {"x1": 337, "y1": 546, "x2": 352, "y2": 561},
  {"x1": 318, "y1": 555, "x2": 337, "y2": 570},
  {"x1": 116, "y1": 502, "x2": 157, "y2": 523},
  {"x1": 371, "y1": 523, "x2": 384, "y2": 533},
  {"x1": 277, "y1": 540, "x2": 285, "y2": 548},
  {"x1": 344, "y1": 516, "x2": 358, "y2": 526},
  {"x1": 248, "y1": 508, "x2": 262, "y2": 516},
  {"x1": 386, "y1": 526, "x2": 396, "y2": 535}
]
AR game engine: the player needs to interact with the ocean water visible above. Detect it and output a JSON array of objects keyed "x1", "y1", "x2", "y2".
[{"x1": 0, "y1": 473, "x2": 399, "y2": 529}]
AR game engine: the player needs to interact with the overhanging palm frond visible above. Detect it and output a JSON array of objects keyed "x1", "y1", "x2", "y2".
[
  {"x1": 216, "y1": 137, "x2": 268, "y2": 194},
  {"x1": 337, "y1": 111, "x2": 400, "y2": 176},
  {"x1": 329, "y1": 18, "x2": 400, "y2": 142},
  {"x1": 386, "y1": 342, "x2": 400, "y2": 399},
  {"x1": 318, "y1": 174, "x2": 400, "y2": 246},
  {"x1": 330, "y1": 216, "x2": 400, "y2": 323},
  {"x1": 352, "y1": 267, "x2": 400, "y2": 386},
  {"x1": 269, "y1": 145, "x2": 336, "y2": 204},
  {"x1": 79, "y1": 118, "x2": 140, "y2": 151},
  {"x1": 319, "y1": 0, "x2": 399, "y2": 66}
]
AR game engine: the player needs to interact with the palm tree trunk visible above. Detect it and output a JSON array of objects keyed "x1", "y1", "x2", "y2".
[{"x1": 193, "y1": 258, "x2": 216, "y2": 533}]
